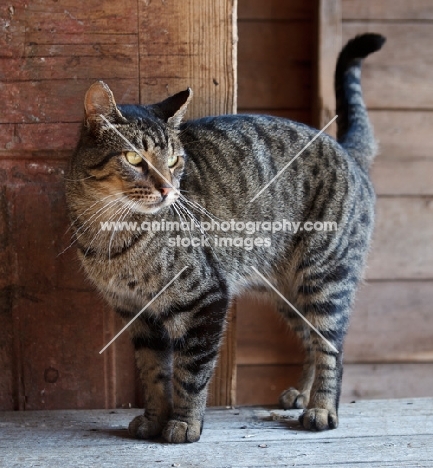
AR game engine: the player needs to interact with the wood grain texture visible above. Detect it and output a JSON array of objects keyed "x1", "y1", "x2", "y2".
[
  {"x1": 1, "y1": 399, "x2": 433, "y2": 466},
  {"x1": 342, "y1": 281, "x2": 433, "y2": 363},
  {"x1": 237, "y1": 282, "x2": 433, "y2": 366},
  {"x1": 0, "y1": 0, "x2": 237, "y2": 410},
  {"x1": 343, "y1": 23, "x2": 433, "y2": 109},
  {"x1": 237, "y1": 295, "x2": 304, "y2": 366},
  {"x1": 367, "y1": 197, "x2": 433, "y2": 280},
  {"x1": 208, "y1": 304, "x2": 237, "y2": 406},
  {"x1": 371, "y1": 111, "x2": 433, "y2": 161},
  {"x1": 314, "y1": 0, "x2": 342, "y2": 136},
  {"x1": 138, "y1": 0, "x2": 237, "y2": 119},
  {"x1": 370, "y1": 110, "x2": 433, "y2": 195},
  {"x1": 139, "y1": 0, "x2": 238, "y2": 406},
  {"x1": 372, "y1": 159, "x2": 433, "y2": 196},
  {"x1": 238, "y1": 21, "x2": 313, "y2": 110},
  {"x1": 237, "y1": 363, "x2": 433, "y2": 405},
  {"x1": 342, "y1": 364, "x2": 433, "y2": 402},
  {"x1": 1, "y1": 160, "x2": 137, "y2": 411},
  {"x1": 237, "y1": 364, "x2": 302, "y2": 405},
  {"x1": 343, "y1": 0, "x2": 433, "y2": 20},
  {"x1": 238, "y1": 0, "x2": 313, "y2": 20},
  {"x1": 0, "y1": 0, "x2": 140, "y2": 151}
]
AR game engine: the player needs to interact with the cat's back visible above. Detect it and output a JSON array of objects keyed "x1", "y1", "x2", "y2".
[{"x1": 178, "y1": 114, "x2": 366, "y2": 221}]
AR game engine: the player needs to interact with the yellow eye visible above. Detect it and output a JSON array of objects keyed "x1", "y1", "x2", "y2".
[
  {"x1": 168, "y1": 155, "x2": 178, "y2": 168},
  {"x1": 125, "y1": 151, "x2": 142, "y2": 165}
]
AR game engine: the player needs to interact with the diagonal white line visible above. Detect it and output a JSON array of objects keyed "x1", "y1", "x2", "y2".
[
  {"x1": 99, "y1": 115, "x2": 180, "y2": 196},
  {"x1": 250, "y1": 266, "x2": 339, "y2": 354},
  {"x1": 249, "y1": 115, "x2": 338, "y2": 203},
  {"x1": 99, "y1": 266, "x2": 189, "y2": 354}
]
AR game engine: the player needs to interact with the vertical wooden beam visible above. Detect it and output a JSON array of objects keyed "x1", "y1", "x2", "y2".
[
  {"x1": 138, "y1": 0, "x2": 238, "y2": 407},
  {"x1": 139, "y1": 0, "x2": 237, "y2": 118},
  {"x1": 314, "y1": 0, "x2": 342, "y2": 137}
]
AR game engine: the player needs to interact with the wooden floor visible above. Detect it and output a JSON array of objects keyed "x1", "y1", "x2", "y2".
[{"x1": 1, "y1": 398, "x2": 432, "y2": 467}]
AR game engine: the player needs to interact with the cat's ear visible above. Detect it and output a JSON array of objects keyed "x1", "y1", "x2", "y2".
[
  {"x1": 84, "y1": 81, "x2": 123, "y2": 126},
  {"x1": 154, "y1": 88, "x2": 193, "y2": 127}
]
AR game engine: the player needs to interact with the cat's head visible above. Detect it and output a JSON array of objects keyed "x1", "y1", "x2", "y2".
[{"x1": 68, "y1": 81, "x2": 192, "y2": 215}]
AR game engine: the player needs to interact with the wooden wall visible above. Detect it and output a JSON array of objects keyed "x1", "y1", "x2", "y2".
[
  {"x1": 1, "y1": 0, "x2": 432, "y2": 412},
  {"x1": 0, "y1": 0, "x2": 236, "y2": 410},
  {"x1": 341, "y1": 0, "x2": 433, "y2": 400},
  {"x1": 236, "y1": 0, "x2": 433, "y2": 405}
]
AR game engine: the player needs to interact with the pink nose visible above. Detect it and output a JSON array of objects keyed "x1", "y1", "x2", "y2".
[{"x1": 159, "y1": 186, "x2": 173, "y2": 197}]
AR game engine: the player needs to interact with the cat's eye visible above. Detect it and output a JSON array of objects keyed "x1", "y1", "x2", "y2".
[
  {"x1": 167, "y1": 155, "x2": 178, "y2": 168},
  {"x1": 125, "y1": 151, "x2": 142, "y2": 166}
]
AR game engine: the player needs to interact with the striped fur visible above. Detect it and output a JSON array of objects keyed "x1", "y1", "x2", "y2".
[{"x1": 65, "y1": 34, "x2": 385, "y2": 442}]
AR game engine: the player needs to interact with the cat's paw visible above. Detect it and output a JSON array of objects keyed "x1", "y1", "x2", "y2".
[
  {"x1": 299, "y1": 408, "x2": 338, "y2": 431},
  {"x1": 279, "y1": 387, "x2": 309, "y2": 409},
  {"x1": 162, "y1": 419, "x2": 201, "y2": 443},
  {"x1": 128, "y1": 415, "x2": 164, "y2": 439}
]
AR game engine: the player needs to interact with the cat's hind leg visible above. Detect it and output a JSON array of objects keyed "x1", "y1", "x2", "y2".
[{"x1": 296, "y1": 292, "x2": 351, "y2": 431}]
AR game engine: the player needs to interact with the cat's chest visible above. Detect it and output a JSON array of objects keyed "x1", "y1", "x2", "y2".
[{"x1": 81, "y1": 251, "x2": 163, "y2": 306}]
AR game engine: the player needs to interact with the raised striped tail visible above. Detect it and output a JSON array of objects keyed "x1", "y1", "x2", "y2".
[{"x1": 335, "y1": 33, "x2": 386, "y2": 170}]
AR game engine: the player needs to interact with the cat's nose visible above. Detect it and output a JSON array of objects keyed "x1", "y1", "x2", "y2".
[{"x1": 159, "y1": 186, "x2": 173, "y2": 197}]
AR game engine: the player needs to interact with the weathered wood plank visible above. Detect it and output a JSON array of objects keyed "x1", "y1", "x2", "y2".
[
  {"x1": 0, "y1": 207, "x2": 14, "y2": 410},
  {"x1": 0, "y1": 79, "x2": 138, "y2": 125},
  {"x1": 139, "y1": 0, "x2": 237, "y2": 406},
  {"x1": 237, "y1": 295, "x2": 303, "y2": 366},
  {"x1": 0, "y1": 124, "x2": 15, "y2": 151},
  {"x1": 208, "y1": 304, "x2": 237, "y2": 406},
  {"x1": 369, "y1": 110, "x2": 433, "y2": 195},
  {"x1": 372, "y1": 159, "x2": 433, "y2": 196},
  {"x1": 0, "y1": 0, "x2": 139, "y2": 129},
  {"x1": 237, "y1": 281, "x2": 433, "y2": 366},
  {"x1": 138, "y1": 0, "x2": 237, "y2": 120},
  {"x1": 237, "y1": 363, "x2": 433, "y2": 405},
  {"x1": 343, "y1": 23, "x2": 433, "y2": 109},
  {"x1": 343, "y1": 0, "x2": 433, "y2": 21},
  {"x1": 347, "y1": 281, "x2": 433, "y2": 362},
  {"x1": 314, "y1": 0, "x2": 342, "y2": 137},
  {"x1": 237, "y1": 364, "x2": 302, "y2": 405},
  {"x1": 0, "y1": 54, "x2": 138, "y2": 82},
  {"x1": 373, "y1": 110, "x2": 433, "y2": 159},
  {"x1": 343, "y1": 364, "x2": 433, "y2": 402},
  {"x1": 24, "y1": 43, "x2": 138, "y2": 58},
  {"x1": 0, "y1": 1, "x2": 26, "y2": 58},
  {"x1": 238, "y1": 21, "x2": 313, "y2": 110},
  {"x1": 367, "y1": 197, "x2": 433, "y2": 280},
  {"x1": 25, "y1": 1, "x2": 138, "y2": 38},
  {"x1": 0, "y1": 123, "x2": 80, "y2": 152},
  {"x1": 1, "y1": 399, "x2": 432, "y2": 467},
  {"x1": 371, "y1": 110, "x2": 433, "y2": 160},
  {"x1": 238, "y1": 0, "x2": 313, "y2": 20}
]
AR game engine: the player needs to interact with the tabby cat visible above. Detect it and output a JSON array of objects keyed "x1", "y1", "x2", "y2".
[{"x1": 65, "y1": 34, "x2": 385, "y2": 443}]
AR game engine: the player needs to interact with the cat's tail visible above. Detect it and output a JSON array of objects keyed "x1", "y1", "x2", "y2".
[{"x1": 335, "y1": 33, "x2": 386, "y2": 170}]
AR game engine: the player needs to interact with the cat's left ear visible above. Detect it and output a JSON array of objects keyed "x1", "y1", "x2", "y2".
[{"x1": 154, "y1": 88, "x2": 193, "y2": 128}]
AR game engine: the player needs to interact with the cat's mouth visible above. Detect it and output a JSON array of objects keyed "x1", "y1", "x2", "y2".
[{"x1": 130, "y1": 195, "x2": 178, "y2": 214}]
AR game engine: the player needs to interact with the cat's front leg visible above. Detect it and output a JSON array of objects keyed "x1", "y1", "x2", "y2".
[
  {"x1": 162, "y1": 295, "x2": 229, "y2": 443},
  {"x1": 128, "y1": 321, "x2": 173, "y2": 439}
]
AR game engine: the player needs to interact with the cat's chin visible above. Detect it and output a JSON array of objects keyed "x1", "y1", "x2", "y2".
[{"x1": 134, "y1": 200, "x2": 173, "y2": 215}]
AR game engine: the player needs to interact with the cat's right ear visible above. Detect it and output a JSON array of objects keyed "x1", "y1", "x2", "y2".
[{"x1": 84, "y1": 81, "x2": 123, "y2": 128}]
